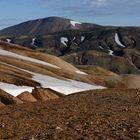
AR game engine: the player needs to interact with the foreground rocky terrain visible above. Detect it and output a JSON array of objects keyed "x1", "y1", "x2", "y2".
[
  {"x1": 0, "y1": 89, "x2": 140, "y2": 140},
  {"x1": 0, "y1": 17, "x2": 140, "y2": 74}
]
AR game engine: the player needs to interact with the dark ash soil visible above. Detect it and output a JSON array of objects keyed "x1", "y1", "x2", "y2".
[{"x1": 0, "y1": 89, "x2": 140, "y2": 140}]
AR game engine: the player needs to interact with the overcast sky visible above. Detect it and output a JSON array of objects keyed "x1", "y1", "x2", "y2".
[{"x1": 0, "y1": 0, "x2": 140, "y2": 29}]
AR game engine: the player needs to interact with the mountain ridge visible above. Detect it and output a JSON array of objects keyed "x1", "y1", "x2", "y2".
[
  {"x1": 0, "y1": 16, "x2": 100, "y2": 37},
  {"x1": 0, "y1": 16, "x2": 140, "y2": 75}
]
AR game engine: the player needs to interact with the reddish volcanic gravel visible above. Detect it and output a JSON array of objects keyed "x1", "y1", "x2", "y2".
[{"x1": 0, "y1": 89, "x2": 140, "y2": 140}]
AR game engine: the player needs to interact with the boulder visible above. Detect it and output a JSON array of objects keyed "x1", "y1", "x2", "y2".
[
  {"x1": 31, "y1": 88, "x2": 62, "y2": 101},
  {"x1": 17, "y1": 91, "x2": 37, "y2": 102}
]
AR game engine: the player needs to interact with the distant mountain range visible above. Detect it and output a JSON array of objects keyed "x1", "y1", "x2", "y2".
[{"x1": 0, "y1": 16, "x2": 140, "y2": 74}]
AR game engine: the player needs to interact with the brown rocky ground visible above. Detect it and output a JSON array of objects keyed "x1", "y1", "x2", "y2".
[
  {"x1": 0, "y1": 89, "x2": 23, "y2": 105},
  {"x1": 31, "y1": 88, "x2": 64, "y2": 101},
  {"x1": 0, "y1": 89, "x2": 140, "y2": 140},
  {"x1": 0, "y1": 88, "x2": 64, "y2": 106},
  {"x1": 17, "y1": 91, "x2": 38, "y2": 103}
]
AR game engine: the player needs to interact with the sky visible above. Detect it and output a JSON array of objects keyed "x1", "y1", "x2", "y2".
[{"x1": 0, "y1": 0, "x2": 140, "y2": 29}]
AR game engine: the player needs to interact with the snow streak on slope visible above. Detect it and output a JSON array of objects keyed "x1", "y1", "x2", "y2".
[
  {"x1": 115, "y1": 33, "x2": 126, "y2": 47},
  {"x1": 108, "y1": 50, "x2": 114, "y2": 56},
  {"x1": 60, "y1": 37, "x2": 68, "y2": 46},
  {"x1": 0, "y1": 48, "x2": 59, "y2": 68},
  {"x1": 31, "y1": 38, "x2": 36, "y2": 45},
  {"x1": 32, "y1": 73, "x2": 105, "y2": 95},
  {"x1": 31, "y1": 37, "x2": 38, "y2": 48},
  {"x1": 0, "y1": 82, "x2": 33, "y2": 97},
  {"x1": 6, "y1": 39, "x2": 11, "y2": 43},
  {"x1": 81, "y1": 36, "x2": 85, "y2": 42},
  {"x1": 0, "y1": 62, "x2": 105, "y2": 96},
  {"x1": 75, "y1": 70, "x2": 87, "y2": 75},
  {"x1": 70, "y1": 21, "x2": 82, "y2": 26},
  {"x1": 99, "y1": 45, "x2": 104, "y2": 50}
]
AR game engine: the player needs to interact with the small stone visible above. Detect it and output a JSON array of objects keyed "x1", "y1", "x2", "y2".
[
  {"x1": 96, "y1": 121, "x2": 100, "y2": 124},
  {"x1": 0, "y1": 123, "x2": 5, "y2": 128},
  {"x1": 65, "y1": 122, "x2": 69, "y2": 125},
  {"x1": 123, "y1": 128, "x2": 126, "y2": 132},
  {"x1": 90, "y1": 121, "x2": 93, "y2": 125},
  {"x1": 124, "y1": 108, "x2": 128, "y2": 111},
  {"x1": 56, "y1": 126, "x2": 63, "y2": 131},
  {"x1": 138, "y1": 129, "x2": 140, "y2": 133},
  {"x1": 30, "y1": 136, "x2": 35, "y2": 140}
]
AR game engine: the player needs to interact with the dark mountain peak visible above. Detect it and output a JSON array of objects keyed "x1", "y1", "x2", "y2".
[
  {"x1": 0, "y1": 16, "x2": 99, "y2": 37},
  {"x1": 25, "y1": 16, "x2": 70, "y2": 24},
  {"x1": 44, "y1": 16, "x2": 69, "y2": 21}
]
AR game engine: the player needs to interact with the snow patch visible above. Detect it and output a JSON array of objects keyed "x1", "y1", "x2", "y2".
[
  {"x1": 81, "y1": 36, "x2": 85, "y2": 42},
  {"x1": 0, "y1": 82, "x2": 33, "y2": 97},
  {"x1": 99, "y1": 45, "x2": 104, "y2": 50},
  {"x1": 108, "y1": 50, "x2": 114, "y2": 56},
  {"x1": 115, "y1": 33, "x2": 126, "y2": 47},
  {"x1": 73, "y1": 37, "x2": 76, "y2": 40},
  {"x1": 76, "y1": 70, "x2": 87, "y2": 75},
  {"x1": 0, "y1": 62, "x2": 105, "y2": 96},
  {"x1": 31, "y1": 37, "x2": 37, "y2": 48},
  {"x1": 6, "y1": 39, "x2": 11, "y2": 43},
  {"x1": 31, "y1": 37, "x2": 36, "y2": 45},
  {"x1": 32, "y1": 73, "x2": 105, "y2": 95},
  {"x1": 0, "y1": 48, "x2": 59, "y2": 69},
  {"x1": 70, "y1": 20, "x2": 82, "y2": 27},
  {"x1": 60, "y1": 37, "x2": 68, "y2": 46},
  {"x1": 74, "y1": 42, "x2": 78, "y2": 46}
]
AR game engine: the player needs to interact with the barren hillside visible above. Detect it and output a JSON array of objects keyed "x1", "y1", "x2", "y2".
[
  {"x1": 0, "y1": 41, "x2": 109, "y2": 104},
  {"x1": 0, "y1": 89, "x2": 140, "y2": 139}
]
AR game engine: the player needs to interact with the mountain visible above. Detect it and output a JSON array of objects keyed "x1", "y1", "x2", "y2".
[
  {"x1": 0, "y1": 17, "x2": 99, "y2": 37},
  {"x1": 0, "y1": 17, "x2": 140, "y2": 74}
]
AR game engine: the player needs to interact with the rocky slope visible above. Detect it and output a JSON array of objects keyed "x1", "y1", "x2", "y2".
[
  {"x1": 0, "y1": 17, "x2": 99, "y2": 37},
  {"x1": 0, "y1": 89, "x2": 140, "y2": 139},
  {"x1": 0, "y1": 41, "x2": 110, "y2": 105},
  {"x1": 0, "y1": 17, "x2": 140, "y2": 74},
  {"x1": 1, "y1": 41, "x2": 137, "y2": 106}
]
